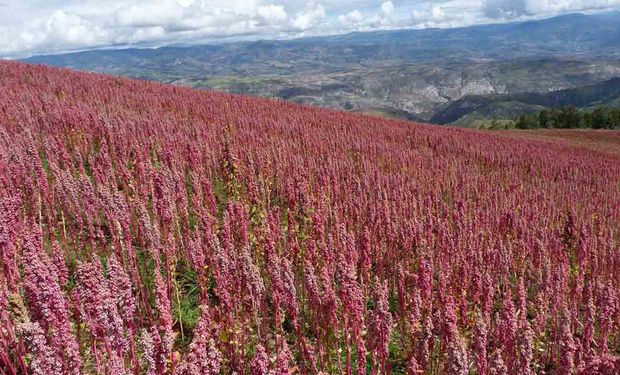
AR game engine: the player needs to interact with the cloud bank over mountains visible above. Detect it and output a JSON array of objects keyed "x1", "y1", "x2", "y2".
[{"x1": 2, "y1": 0, "x2": 619, "y2": 57}]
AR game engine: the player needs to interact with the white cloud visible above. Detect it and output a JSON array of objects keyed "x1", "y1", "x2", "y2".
[
  {"x1": 258, "y1": 4, "x2": 288, "y2": 22},
  {"x1": 483, "y1": 0, "x2": 528, "y2": 18},
  {"x1": 525, "y1": 0, "x2": 618, "y2": 14},
  {"x1": 483, "y1": 0, "x2": 620, "y2": 19},
  {"x1": 381, "y1": 1, "x2": 394, "y2": 17},
  {"x1": 115, "y1": 2, "x2": 186, "y2": 28},
  {"x1": 431, "y1": 5, "x2": 445, "y2": 20},
  {"x1": 1, "y1": 0, "x2": 620, "y2": 57},
  {"x1": 0, "y1": 9, "x2": 110, "y2": 55},
  {"x1": 46, "y1": 11, "x2": 109, "y2": 46},
  {"x1": 408, "y1": 0, "x2": 484, "y2": 28},
  {"x1": 118, "y1": 26, "x2": 167, "y2": 44},
  {"x1": 337, "y1": 1, "x2": 399, "y2": 30},
  {"x1": 292, "y1": 3, "x2": 325, "y2": 30},
  {"x1": 338, "y1": 10, "x2": 364, "y2": 26}
]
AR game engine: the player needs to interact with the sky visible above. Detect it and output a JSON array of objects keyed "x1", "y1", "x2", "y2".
[{"x1": 2, "y1": 0, "x2": 620, "y2": 57}]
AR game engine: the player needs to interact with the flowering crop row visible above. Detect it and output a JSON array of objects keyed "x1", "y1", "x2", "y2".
[{"x1": 0, "y1": 61, "x2": 618, "y2": 374}]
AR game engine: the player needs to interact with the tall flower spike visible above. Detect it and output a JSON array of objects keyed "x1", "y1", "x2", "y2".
[
  {"x1": 357, "y1": 335, "x2": 368, "y2": 375},
  {"x1": 558, "y1": 308, "x2": 576, "y2": 374},
  {"x1": 302, "y1": 258, "x2": 320, "y2": 312},
  {"x1": 8, "y1": 293, "x2": 63, "y2": 375},
  {"x1": 107, "y1": 255, "x2": 136, "y2": 332},
  {"x1": 210, "y1": 234, "x2": 233, "y2": 313},
  {"x1": 0, "y1": 196, "x2": 21, "y2": 288},
  {"x1": 336, "y1": 233, "x2": 364, "y2": 331},
  {"x1": 418, "y1": 315, "x2": 434, "y2": 370},
  {"x1": 272, "y1": 339, "x2": 293, "y2": 375},
  {"x1": 597, "y1": 281, "x2": 617, "y2": 355},
  {"x1": 407, "y1": 355, "x2": 422, "y2": 374},
  {"x1": 368, "y1": 278, "x2": 392, "y2": 372},
  {"x1": 153, "y1": 270, "x2": 173, "y2": 374},
  {"x1": 48, "y1": 240, "x2": 68, "y2": 287},
  {"x1": 22, "y1": 228, "x2": 81, "y2": 374},
  {"x1": 488, "y1": 349, "x2": 508, "y2": 375},
  {"x1": 280, "y1": 257, "x2": 298, "y2": 326},
  {"x1": 76, "y1": 258, "x2": 127, "y2": 353},
  {"x1": 445, "y1": 334, "x2": 469, "y2": 375},
  {"x1": 496, "y1": 293, "x2": 517, "y2": 368},
  {"x1": 108, "y1": 352, "x2": 130, "y2": 375},
  {"x1": 251, "y1": 344, "x2": 269, "y2": 375},
  {"x1": 515, "y1": 318, "x2": 534, "y2": 375},
  {"x1": 581, "y1": 282, "x2": 595, "y2": 359},
  {"x1": 474, "y1": 312, "x2": 489, "y2": 375},
  {"x1": 173, "y1": 307, "x2": 222, "y2": 375},
  {"x1": 139, "y1": 329, "x2": 156, "y2": 375},
  {"x1": 358, "y1": 227, "x2": 372, "y2": 286},
  {"x1": 238, "y1": 244, "x2": 265, "y2": 313}
]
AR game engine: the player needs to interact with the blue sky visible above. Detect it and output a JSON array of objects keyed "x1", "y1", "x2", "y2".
[{"x1": 2, "y1": 0, "x2": 620, "y2": 57}]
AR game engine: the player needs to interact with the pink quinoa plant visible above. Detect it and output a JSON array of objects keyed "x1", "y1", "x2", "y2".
[{"x1": 1, "y1": 61, "x2": 619, "y2": 373}]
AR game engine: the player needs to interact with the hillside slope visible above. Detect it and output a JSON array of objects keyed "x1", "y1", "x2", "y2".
[{"x1": 1, "y1": 62, "x2": 619, "y2": 374}]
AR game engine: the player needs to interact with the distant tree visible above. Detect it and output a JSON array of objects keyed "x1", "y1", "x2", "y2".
[
  {"x1": 515, "y1": 115, "x2": 529, "y2": 129},
  {"x1": 557, "y1": 106, "x2": 581, "y2": 129},
  {"x1": 539, "y1": 110, "x2": 550, "y2": 128},
  {"x1": 581, "y1": 112, "x2": 593, "y2": 128},
  {"x1": 547, "y1": 108, "x2": 560, "y2": 128},
  {"x1": 610, "y1": 108, "x2": 620, "y2": 128},
  {"x1": 513, "y1": 106, "x2": 620, "y2": 130},
  {"x1": 591, "y1": 107, "x2": 608, "y2": 129},
  {"x1": 489, "y1": 119, "x2": 503, "y2": 130}
]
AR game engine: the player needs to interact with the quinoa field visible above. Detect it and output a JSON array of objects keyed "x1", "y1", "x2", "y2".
[{"x1": 0, "y1": 62, "x2": 619, "y2": 374}]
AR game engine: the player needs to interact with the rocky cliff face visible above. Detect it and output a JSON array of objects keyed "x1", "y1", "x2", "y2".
[{"x1": 237, "y1": 60, "x2": 620, "y2": 121}]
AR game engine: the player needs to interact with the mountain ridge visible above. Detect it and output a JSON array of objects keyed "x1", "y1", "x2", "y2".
[{"x1": 22, "y1": 11, "x2": 620, "y2": 126}]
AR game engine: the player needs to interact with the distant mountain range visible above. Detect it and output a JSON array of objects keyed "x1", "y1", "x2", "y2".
[{"x1": 23, "y1": 12, "x2": 620, "y2": 125}]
